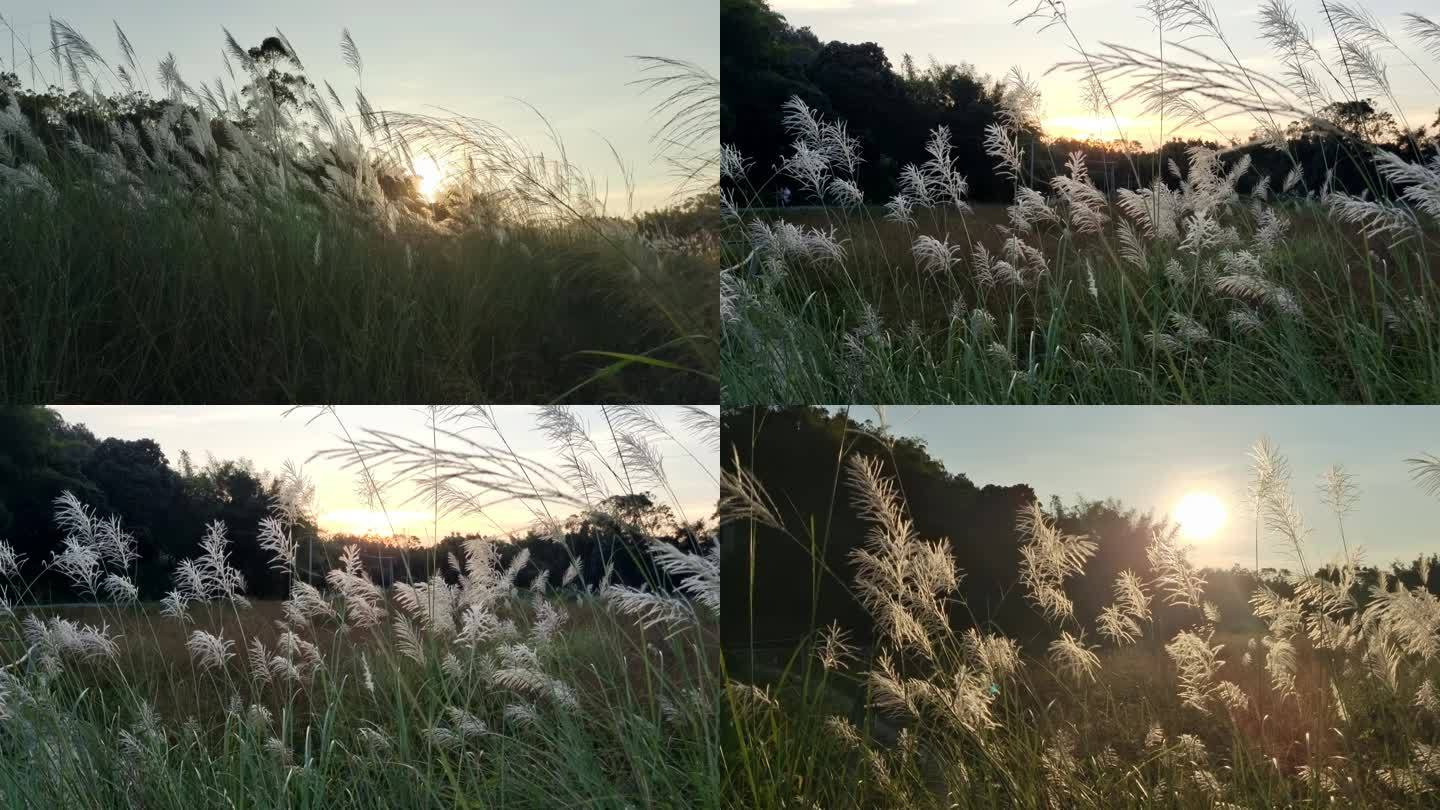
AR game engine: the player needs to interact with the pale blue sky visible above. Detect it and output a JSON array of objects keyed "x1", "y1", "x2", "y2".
[
  {"x1": 771, "y1": 0, "x2": 1437, "y2": 145},
  {"x1": 830, "y1": 406, "x2": 1440, "y2": 569},
  {"x1": 2, "y1": 1, "x2": 716, "y2": 211},
  {"x1": 51, "y1": 406, "x2": 719, "y2": 541}
]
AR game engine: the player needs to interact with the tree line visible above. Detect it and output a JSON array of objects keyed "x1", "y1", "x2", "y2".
[
  {"x1": 721, "y1": 406, "x2": 1440, "y2": 653},
  {"x1": 721, "y1": 0, "x2": 1440, "y2": 205},
  {"x1": 0, "y1": 407, "x2": 709, "y2": 604}
]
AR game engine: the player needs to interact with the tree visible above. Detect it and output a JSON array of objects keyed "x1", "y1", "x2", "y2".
[
  {"x1": 1304, "y1": 99, "x2": 1399, "y2": 144},
  {"x1": 0, "y1": 408, "x2": 99, "y2": 587},
  {"x1": 82, "y1": 437, "x2": 185, "y2": 590},
  {"x1": 236, "y1": 36, "x2": 318, "y2": 149},
  {"x1": 595, "y1": 492, "x2": 678, "y2": 536}
]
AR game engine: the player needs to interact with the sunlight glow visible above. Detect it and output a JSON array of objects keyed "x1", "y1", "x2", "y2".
[
  {"x1": 1041, "y1": 115, "x2": 1138, "y2": 141},
  {"x1": 1174, "y1": 492, "x2": 1226, "y2": 540},
  {"x1": 413, "y1": 156, "x2": 445, "y2": 202},
  {"x1": 319, "y1": 509, "x2": 435, "y2": 538}
]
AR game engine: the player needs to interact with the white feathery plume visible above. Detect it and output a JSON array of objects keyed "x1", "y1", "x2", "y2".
[
  {"x1": 1017, "y1": 500, "x2": 1096, "y2": 625},
  {"x1": 1049, "y1": 631, "x2": 1101, "y2": 683},
  {"x1": 186, "y1": 630, "x2": 235, "y2": 671}
]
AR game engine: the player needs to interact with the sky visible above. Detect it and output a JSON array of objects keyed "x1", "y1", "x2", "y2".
[
  {"x1": 830, "y1": 405, "x2": 1440, "y2": 570},
  {"x1": 50, "y1": 406, "x2": 719, "y2": 541},
  {"x1": 1, "y1": 0, "x2": 716, "y2": 211},
  {"x1": 770, "y1": 0, "x2": 1437, "y2": 145}
]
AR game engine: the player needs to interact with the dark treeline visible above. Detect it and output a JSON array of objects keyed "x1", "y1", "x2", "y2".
[
  {"x1": 0, "y1": 406, "x2": 709, "y2": 603},
  {"x1": 721, "y1": 406, "x2": 1440, "y2": 653},
  {"x1": 722, "y1": 0, "x2": 1440, "y2": 204}
]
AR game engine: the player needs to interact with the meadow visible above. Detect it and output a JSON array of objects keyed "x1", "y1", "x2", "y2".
[
  {"x1": 721, "y1": 427, "x2": 1440, "y2": 808},
  {"x1": 0, "y1": 21, "x2": 718, "y2": 403},
  {"x1": 720, "y1": 2, "x2": 1440, "y2": 404},
  {"x1": 0, "y1": 407, "x2": 721, "y2": 808}
]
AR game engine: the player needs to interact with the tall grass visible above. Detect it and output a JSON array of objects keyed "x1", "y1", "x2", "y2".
[
  {"x1": 720, "y1": 2, "x2": 1440, "y2": 404},
  {"x1": 722, "y1": 418, "x2": 1440, "y2": 808},
  {"x1": 0, "y1": 406, "x2": 721, "y2": 808},
  {"x1": 0, "y1": 20, "x2": 718, "y2": 402}
]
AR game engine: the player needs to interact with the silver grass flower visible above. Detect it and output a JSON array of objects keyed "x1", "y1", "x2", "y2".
[
  {"x1": 962, "y1": 628, "x2": 1021, "y2": 680},
  {"x1": 160, "y1": 591, "x2": 191, "y2": 623},
  {"x1": 1417, "y1": 680, "x2": 1440, "y2": 714},
  {"x1": 186, "y1": 630, "x2": 234, "y2": 671},
  {"x1": 817, "y1": 622, "x2": 857, "y2": 671},
  {"x1": 1147, "y1": 525, "x2": 1206, "y2": 609},
  {"x1": 827, "y1": 178, "x2": 865, "y2": 209},
  {"x1": 912, "y1": 235, "x2": 962, "y2": 276},
  {"x1": 984, "y1": 122, "x2": 1024, "y2": 183},
  {"x1": 1078, "y1": 331, "x2": 1118, "y2": 361},
  {"x1": 49, "y1": 537, "x2": 102, "y2": 599},
  {"x1": 1166, "y1": 629, "x2": 1230, "y2": 713},
  {"x1": 1098, "y1": 605, "x2": 1143, "y2": 646},
  {"x1": 1050, "y1": 152, "x2": 1108, "y2": 234},
  {"x1": 719, "y1": 144, "x2": 750, "y2": 181},
  {"x1": 102, "y1": 574, "x2": 138, "y2": 605},
  {"x1": 283, "y1": 580, "x2": 338, "y2": 627},
  {"x1": 503, "y1": 702, "x2": 541, "y2": 728},
  {"x1": 846, "y1": 454, "x2": 959, "y2": 657},
  {"x1": 444, "y1": 707, "x2": 490, "y2": 741},
  {"x1": 1227, "y1": 308, "x2": 1264, "y2": 335},
  {"x1": 885, "y1": 193, "x2": 917, "y2": 227},
  {"x1": 249, "y1": 639, "x2": 272, "y2": 684},
  {"x1": 325, "y1": 546, "x2": 384, "y2": 628},
  {"x1": 899, "y1": 163, "x2": 936, "y2": 209},
  {"x1": 921, "y1": 126, "x2": 972, "y2": 215},
  {"x1": 1017, "y1": 501, "x2": 1097, "y2": 625},
  {"x1": 0, "y1": 541, "x2": 23, "y2": 579},
  {"x1": 394, "y1": 614, "x2": 426, "y2": 664},
  {"x1": 422, "y1": 726, "x2": 463, "y2": 751},
  {"x1": 1050, "y1": 631, "x2": 1101, "y2": 683},
  {"x1": 28, "y1": 616, "x2": 119, "y2": 663},
  {"x1": 1407, "y1": 453, "x2": 1440, "y2": 498},
  {"x1": 825, "y1": 716, "x2": 863, "y2": 748}
]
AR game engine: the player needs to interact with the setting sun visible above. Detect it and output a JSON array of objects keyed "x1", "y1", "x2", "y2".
[
  {"x1": 1174, "y1": 492, "x2": 1226, "y2": 540},
  {"x1": 319, "y1": 508, "x2": 434, "y2": 538},
  {"x1": 413, "y1": 156, "x2": 445, "y2": 202}
]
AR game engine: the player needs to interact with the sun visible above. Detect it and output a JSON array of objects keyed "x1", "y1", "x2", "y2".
[
  {"x1": 413, "y1": 156, "x2": 445, "y2": 202},
  {"x1": 1174, "y1": 492, "x2": 1226, "y2": 540}
]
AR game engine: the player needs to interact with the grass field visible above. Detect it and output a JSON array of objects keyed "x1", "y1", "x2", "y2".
[
  {"x1": 1, "y1": 182, "x2": 717, "y2": 402},
  {"x1": 721, "y1": 435, "x2": 1440, "y2": 808},
  {"x1": 1, "y1": 595, "x2": 717, "y2": 809},
  {"x1": 0, "y1": 407, "x2": 722, "y2": 809},
  {"x1": 1, "y1": 534, "x2": 720, "y2": 810},
  {"x1": 722, "y1": 161, "x2": 1440, "y2": 404},
  {"x1": 720, "y1": 6, "x2": 1440, "y2": 404},
  {"x1": 0, "y1": 23, "x2": 718, "y2": 403}
]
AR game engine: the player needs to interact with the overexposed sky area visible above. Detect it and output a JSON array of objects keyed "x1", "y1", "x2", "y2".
[
  {"x1": 51, "y1": 406, "x2": 719, "y2": 541},
  {"x1": 771, "y1": 0, "x2": 1437, "y2": 145},
  {"x1": 2, "y1": 0, "x2": 716, "y2": 211},
  {"x1": 831, "y1": 406, "x2": 1440, "y2": 570}
]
